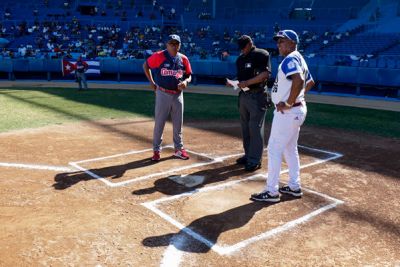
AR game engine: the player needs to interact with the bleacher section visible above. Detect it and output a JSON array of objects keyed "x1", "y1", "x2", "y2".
[
  {"x1": 318, "y1": 33, "x2": 399, "y2": 55},
  {"x1": 0, "y1": 0, "x2": 399, "y2": 95}
]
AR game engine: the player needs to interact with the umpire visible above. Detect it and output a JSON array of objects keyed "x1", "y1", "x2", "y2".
[{"x1": 234, "y1": 35, "x2": 271, "y2": 171}]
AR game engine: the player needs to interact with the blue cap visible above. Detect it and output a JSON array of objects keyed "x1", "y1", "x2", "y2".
[
  {"x1": 273, "y1": 30, "x2": 299, "y2": 44},
  {"x1": 168, "y1": 34, "x2": 181, "y2": 43}
]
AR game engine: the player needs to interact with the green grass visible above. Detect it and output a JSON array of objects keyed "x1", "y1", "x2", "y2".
[{"x1": 0, "y1": 87, "x2": 399, "y2": 138}]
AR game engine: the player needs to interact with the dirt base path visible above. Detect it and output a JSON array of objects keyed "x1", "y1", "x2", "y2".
[{"x1": 0, "y1": 118, "x2": 399, "y2": 266}]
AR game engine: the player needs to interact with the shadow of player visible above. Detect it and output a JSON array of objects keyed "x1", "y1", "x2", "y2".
[
  {"x1": 142, "y1": 196, "x2": 299, "y2": 253},
  {"x1": 53, "y1": 156, "x2": 175, "y2": 190},
  {"x1": 132, "y1": 162, "x2": 251, "y2": 196}
]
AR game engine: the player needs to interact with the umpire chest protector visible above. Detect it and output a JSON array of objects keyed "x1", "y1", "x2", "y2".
[{"x1": 236, "y1": 47, "x2": 270, "y2": 90}]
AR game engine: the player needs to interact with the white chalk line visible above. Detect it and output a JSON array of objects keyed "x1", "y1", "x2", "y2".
[
  {"x1": 69, "y1": 162, "x2": 115, "y2": 187},
  {"x1": 218, "y1": 200, "x2": 343, "y2": 255},
  {"x1": 147, "y1": 153, "x2": 341, "y2": 206},
  {"x1": 160, "y1": 234, "x2": 187, "y2": 267},
  {"x1": 73, "y1": 145, "x2": 216, "y2": 165},
  {"x1": 69, "y1": 144, "x2": 341, "y2": 188},
  {"x1": 69, "y1": 146, "x2": 249, "y2": 187},
  {"x1": 74, "y1": 147, "x2": 156, "y2": 164},
  {"x1": 0, "y1": 162, "x2": 73, "y2": 172},
  {"x1": 143, "y1": 151, "x2": 344, "y2": 256},
  {"x1": 298, "y1": 145, "x2": 343, "y2": 158}
]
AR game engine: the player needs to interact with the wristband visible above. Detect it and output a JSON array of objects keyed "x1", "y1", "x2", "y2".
[{"x1": 284, "y1": 101, "x2": 293, "y2": 108}]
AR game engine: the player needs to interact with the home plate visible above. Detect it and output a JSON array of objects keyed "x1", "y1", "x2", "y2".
[{"x1": 168, "y1": 175, "x2": 205, "y2": 187}]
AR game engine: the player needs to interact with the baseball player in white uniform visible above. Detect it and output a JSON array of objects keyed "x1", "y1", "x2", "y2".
[{"x1": 251, "y1": 29, "x2": 315, "y2": 202}]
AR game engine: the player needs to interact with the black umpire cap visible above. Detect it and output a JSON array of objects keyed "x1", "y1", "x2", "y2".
[{"x1": 237, "y1": 35, "x2": 252, "y2": 50}]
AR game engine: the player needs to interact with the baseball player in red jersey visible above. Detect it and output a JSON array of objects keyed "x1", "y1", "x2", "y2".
[
  {"x1": 143, "y1": 34, "x2": 192, "y2": 161},
  {"x1": 75, "y1": 56, "x2": 89, "y2": 90}
]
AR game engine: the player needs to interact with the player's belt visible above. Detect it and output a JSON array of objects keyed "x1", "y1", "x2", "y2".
[
  {"x1": 158, "y1": 86, "x2": 180, "y2": 95},
  {"x1": 274, "y1": 102, "x2": 303, "y2": 108},
  {"x1": 292, "y1": 102, "x2": 302, "y2": 107},
  {"x1": 246, "y1": 87, "x2": 264, "y2": 93}
]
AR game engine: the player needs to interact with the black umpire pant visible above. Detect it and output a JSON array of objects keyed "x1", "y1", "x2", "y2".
[{"x1": 239, "y1": 90, "x2": 267, "y2": 165}]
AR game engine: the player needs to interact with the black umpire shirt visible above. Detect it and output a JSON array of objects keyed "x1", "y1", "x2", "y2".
[{"x1": 236, "y1": 47, "x2": 271, "y2": 90}]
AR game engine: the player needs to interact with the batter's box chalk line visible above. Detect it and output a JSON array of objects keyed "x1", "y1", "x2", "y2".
[
  {"x1": 142, "y1": 147, "x2": 344, "y2": 256},
  {"x1": 68, "y1": 145, "x2": 263, "y2": 188},
  {"x1": 69, "y1": 144, "x2": 342, "y2": 188}
]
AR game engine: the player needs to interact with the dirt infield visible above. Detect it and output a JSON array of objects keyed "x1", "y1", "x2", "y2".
[{"x1": 0, "y1": 118, "x2": 399, "y2": 266}]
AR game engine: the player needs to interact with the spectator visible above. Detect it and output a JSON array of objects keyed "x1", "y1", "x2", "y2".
[
  {"x1": 47, "y1": 41, "x2": 54, "y2": 51},
  {"x1": 170, "y1": 7, "x2": 176, "y2": 19},
  {"x1": 1, "y1": 48, "x2": 9, "y2": 58},
  {"x1": 18, "y1": 45, "x2": 27, "y2": 57},
  {"x1": 198, "y1": 12, "x2": 211, "y2": 19},
  {"x1": 220, "y1": 50, "x2": 229, "y2": 61},
  {"x1": 4, "y1": 9, "x2": 12, "y2": 20}
]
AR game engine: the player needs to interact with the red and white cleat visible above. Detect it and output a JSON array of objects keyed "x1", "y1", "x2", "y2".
[
  {"x1": 151, "y1": 151, "x2": 161, "y2": 161},
  {"x1": 174, "y1": 149, "x2": 190, "y2": 160}
]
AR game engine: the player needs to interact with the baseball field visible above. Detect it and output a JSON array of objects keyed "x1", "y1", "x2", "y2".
[{"x1": 0, "y1": 87, "x2": 399, "y2": 266}]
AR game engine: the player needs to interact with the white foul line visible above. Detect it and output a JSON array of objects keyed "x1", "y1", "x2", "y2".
[
  {"x1": 143, "y1": 151, "x2": 344, "y2": 256},
  {"x1": 0, "y1": 162, "x2": 73, "y2": 172}
]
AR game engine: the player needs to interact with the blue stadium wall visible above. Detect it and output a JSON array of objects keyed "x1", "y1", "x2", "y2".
[{"x1": 1, "y1": 58, "x2": 399, "y2": 89}]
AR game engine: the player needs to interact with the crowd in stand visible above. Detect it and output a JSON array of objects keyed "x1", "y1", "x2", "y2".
[
  {"x1": 0, "y1": 1, "x2": 397, "y2": 64},
  {"x1": 0, "y1": 17, "x2": 388, "y2": 66},
  {"x1": 0, "y1": 15, "x2": 273, "y2": 61}
]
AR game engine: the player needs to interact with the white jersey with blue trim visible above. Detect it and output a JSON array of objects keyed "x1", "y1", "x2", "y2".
[{"x1": 271, "y1": 50, "x2": 313, "y2": 105}]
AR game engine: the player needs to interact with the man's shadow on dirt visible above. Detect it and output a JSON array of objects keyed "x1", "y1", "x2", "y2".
[
  {"x1": 53, "y1": 156, "x2": 175, "y2": 190},
  {"x1": 132, "y1": 162, "x2": 251, "y2": 196},
  {"x1": 142, "y1": 196, "x2": 299, "y2": 253}
]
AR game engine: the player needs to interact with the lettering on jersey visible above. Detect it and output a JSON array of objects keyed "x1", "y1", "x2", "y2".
[
  {"x1": 161, "y1": 68, "x2": 183, "y2": 79},
  {"x1": 272, "y1": 77, "x2": 278, "y2": 93}
]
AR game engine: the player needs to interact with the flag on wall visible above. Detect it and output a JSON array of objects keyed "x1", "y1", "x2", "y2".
[{"x1": 62, "y1": 59, "x2": 101, "y2": 76}]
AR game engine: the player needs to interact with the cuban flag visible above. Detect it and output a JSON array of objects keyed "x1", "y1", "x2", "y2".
[{"x1": 62, "y1": 58, "x2": 101, "y2": 76}]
